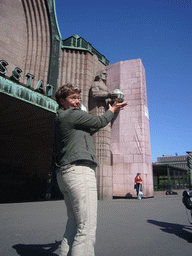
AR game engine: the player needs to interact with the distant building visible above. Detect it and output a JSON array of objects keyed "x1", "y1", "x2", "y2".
[
  {"x1": 153, "y1": 155, "x2": 189, "y2": 191},
  {"x1": 157, "y1": 155, "x2": 188, "y2": 170}
]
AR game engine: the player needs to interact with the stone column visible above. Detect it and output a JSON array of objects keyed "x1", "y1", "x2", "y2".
[
  {"x1": 107, "y1": 59, "x2": 154, "y2": 198},
  {"x1": 89, "y1": 69, "x2": 113, "y2": 200}
]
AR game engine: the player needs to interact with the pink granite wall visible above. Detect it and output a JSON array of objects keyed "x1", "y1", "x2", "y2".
[
  {"x1": 59, "y1": 49, "x2": 105, "y2": 109},
  {"x1": 107, "y1": 59, "x2": 154, "y2": 197},
  {"x1": 0, "y1": 0, "x2": 27, "y2": 77},
  {"x1": 0, "y1": 0, "x2": 50, "y2": 88}
]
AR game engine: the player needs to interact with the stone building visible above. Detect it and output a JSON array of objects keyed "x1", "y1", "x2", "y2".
[
  {"x1": 157, "y1": 155, "x2": 188, "y2": 170},
  {"x1": 0, "y1": 0, "x2": 153, "y2": 202}
]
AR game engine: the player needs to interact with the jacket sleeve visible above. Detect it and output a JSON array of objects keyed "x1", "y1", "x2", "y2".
[{"x1": 70, "y1": 108, "x2": 114, "y2": 129}]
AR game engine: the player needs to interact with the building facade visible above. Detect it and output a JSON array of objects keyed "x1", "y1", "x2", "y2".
[
  {"x1": 157, "y1": 155, "x2": 188, "y2": 170},
  {"x1": 153, "y1": 155, "x2": 190, "y2": 191},
  {"x1": 0, "y1": 0, "x2": 153, "y2": 202}
]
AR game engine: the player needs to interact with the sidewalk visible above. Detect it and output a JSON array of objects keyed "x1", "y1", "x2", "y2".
[{"x1": 0, "y1": 194, "x2": 191, "y2": 256}]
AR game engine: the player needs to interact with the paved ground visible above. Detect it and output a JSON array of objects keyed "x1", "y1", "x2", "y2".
[{"x1": 0, "y1": 194, "x2": 192, "y2": 256}]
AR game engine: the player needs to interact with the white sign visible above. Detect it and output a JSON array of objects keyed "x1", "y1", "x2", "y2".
[{"x1": 144, "y1": 105, "x2": 149, "y2": 119}]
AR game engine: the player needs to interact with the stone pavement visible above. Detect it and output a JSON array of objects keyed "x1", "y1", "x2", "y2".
[{"x1": 0, "y1": 194, "x2": 191, "y2": 256}]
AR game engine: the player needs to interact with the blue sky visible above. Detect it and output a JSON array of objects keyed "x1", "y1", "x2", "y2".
[{"x1": 55, "y1": 0, "x2": 192, "y2": 162}]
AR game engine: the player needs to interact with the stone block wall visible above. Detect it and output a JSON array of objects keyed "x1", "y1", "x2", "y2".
[
  {"x1": 59, "y1": 49, "x2": 105, "y2": 109},
  {"x1": 97, "y1": 164, "x2": 113, "y2": 200},
  {"x1": 0, "y1": 0, "x2": 50, "y2": 88},
  {"x1": 107, "y1": 59, "x2": 154, "y2": 197}
]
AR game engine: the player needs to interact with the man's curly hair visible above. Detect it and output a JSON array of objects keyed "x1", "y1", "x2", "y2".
[{"x1": 55, "y1": 83, "x2": 81, "y2": 106}]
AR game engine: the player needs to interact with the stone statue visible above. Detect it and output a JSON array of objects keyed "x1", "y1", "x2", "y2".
[{"x1": 91, "y1": 69, "x2": 111, "y2": 98}]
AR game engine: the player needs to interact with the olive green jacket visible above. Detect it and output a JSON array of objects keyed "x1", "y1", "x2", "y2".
[{"x1": 54, "y1": 107, "x2": 114, "y2": 168}]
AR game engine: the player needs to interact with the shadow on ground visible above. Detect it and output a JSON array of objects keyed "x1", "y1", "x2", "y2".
[
  {"x1": 147, "y1": 219, "x2": 192, "y2": 243},
  {"x1": 12, "y1": 241, "x2": 61, "y2": 256}
]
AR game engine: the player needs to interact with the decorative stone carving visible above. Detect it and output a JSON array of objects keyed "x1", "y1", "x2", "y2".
[{"x1": 91, "y1": 69, "x2": 111, "y2": 99}]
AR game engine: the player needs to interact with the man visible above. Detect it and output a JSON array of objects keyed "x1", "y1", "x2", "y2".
[{"x1": 54, "y1": 83, "x2": 127, "y2": 256}]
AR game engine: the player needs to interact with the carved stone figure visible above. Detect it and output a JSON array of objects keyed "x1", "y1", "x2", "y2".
[{"x1": 91, "y1": 69, "x2": 111, "y2": 98}]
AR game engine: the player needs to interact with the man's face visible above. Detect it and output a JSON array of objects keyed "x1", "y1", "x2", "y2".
[
  {"x1": 101, "y1": 71, "x2": 107, "y2": 82},
  {"x1": 60, "y1": 93, "x2": 80, "y2": 109}
]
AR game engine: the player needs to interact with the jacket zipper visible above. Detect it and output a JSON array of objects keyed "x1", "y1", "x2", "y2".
[{"x1": 84, "y1": 135, "x2": 89, "y2": 151}]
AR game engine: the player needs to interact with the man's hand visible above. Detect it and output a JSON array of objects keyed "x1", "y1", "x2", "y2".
[{"x1": 109, "y1": 98, "x2": 128, "y2": 113}]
